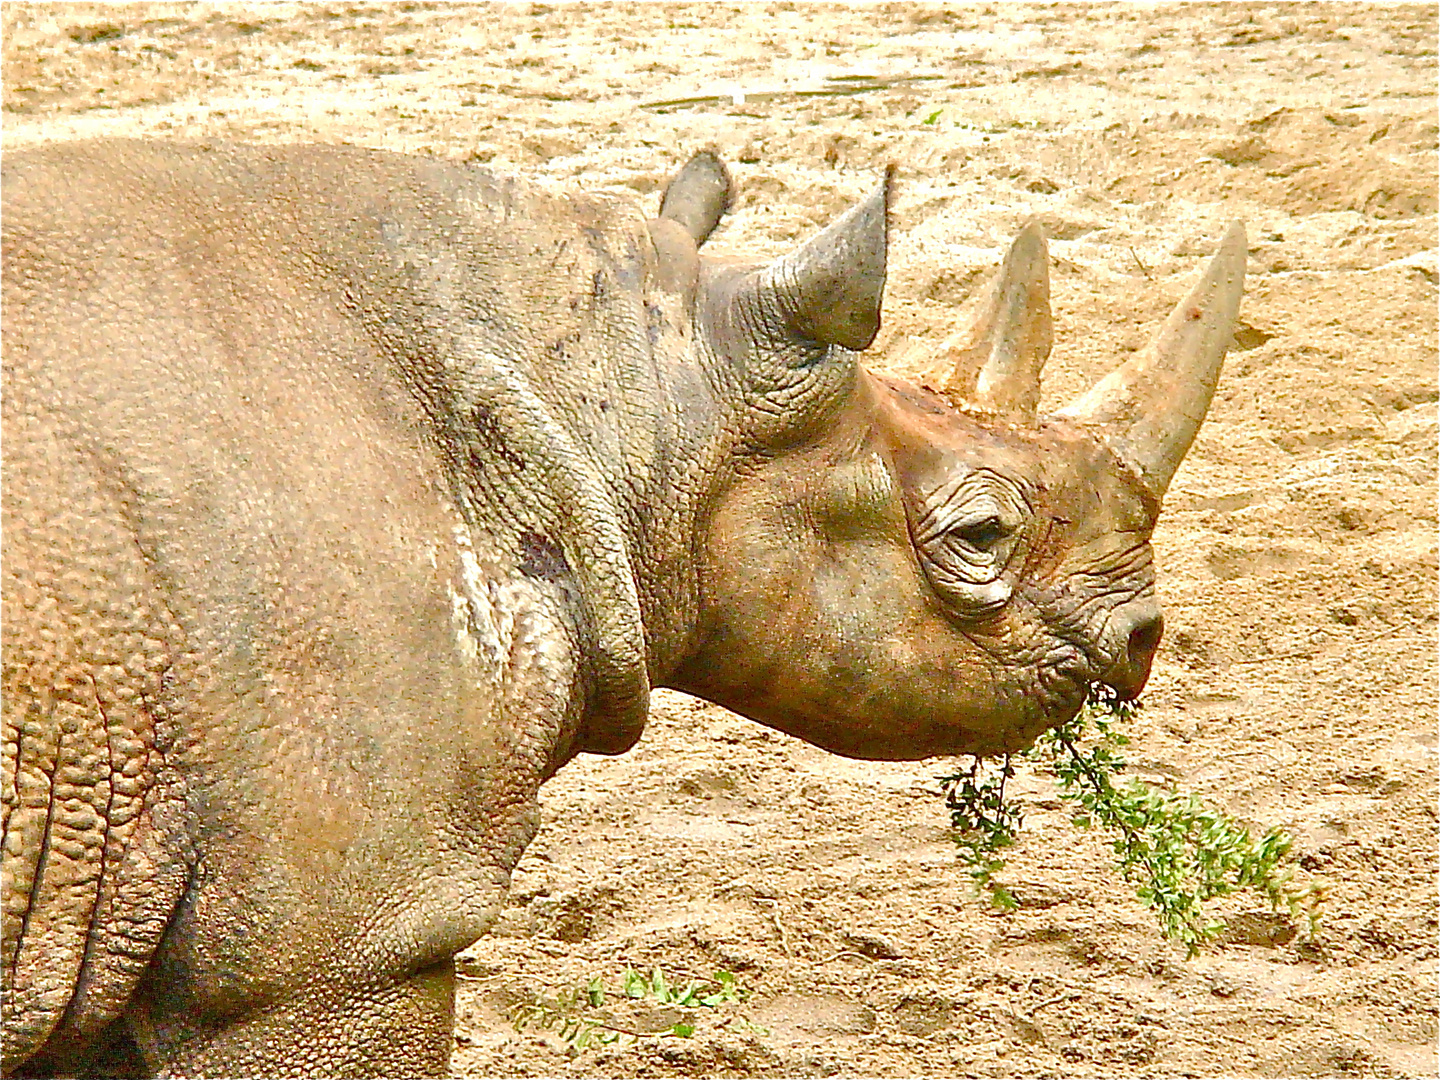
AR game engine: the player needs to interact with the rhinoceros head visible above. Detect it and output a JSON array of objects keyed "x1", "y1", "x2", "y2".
[{"x1": 652, "y1": 154, "x2": 1244, "y2": 760}]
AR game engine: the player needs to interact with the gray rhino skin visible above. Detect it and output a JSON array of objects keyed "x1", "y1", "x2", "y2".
[{"x1": 2, "y1": 139, "x2": 1244, "y2": 1077}]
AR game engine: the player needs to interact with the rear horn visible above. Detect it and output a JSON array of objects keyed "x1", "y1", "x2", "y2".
[{"x1": 943, "y1": 219, "x2": 1052, "y2": 422}]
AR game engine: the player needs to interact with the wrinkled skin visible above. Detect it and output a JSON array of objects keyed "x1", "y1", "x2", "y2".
[{"x1": 1, "y1": 140, "x2": 1240, "y2": 1077}]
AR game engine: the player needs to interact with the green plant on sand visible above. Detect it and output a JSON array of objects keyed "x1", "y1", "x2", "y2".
[
  {"x1": 940, "y1": 685, "x2": 1322, "y2": 957},
  {"x1": 510, "y1": 966, "x2": 761, "y2": 1054}
]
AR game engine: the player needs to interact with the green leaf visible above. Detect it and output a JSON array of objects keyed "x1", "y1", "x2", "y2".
[
  {"x1": 624, "y1": 969, "x2": 647, "y2": 998},
  {"x1": 988, "y1": 883, "x2": 1018, "y2": 911},
  {"x1": 673, "y1": 980, "x2": 703, "y2": 1006}
]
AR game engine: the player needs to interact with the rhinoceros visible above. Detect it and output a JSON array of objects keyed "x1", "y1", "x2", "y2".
[{"x1": 1, "y1": 139, "x2": 1243, "y2": 1077}]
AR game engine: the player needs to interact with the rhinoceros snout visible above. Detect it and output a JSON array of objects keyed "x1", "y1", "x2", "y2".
[{"x1": 1100, "y1": 606, "x2": 1164, "y2": 701}]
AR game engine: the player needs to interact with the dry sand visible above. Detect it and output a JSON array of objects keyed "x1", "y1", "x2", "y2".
[{"x1": 4, "y1": 3, "x2": 1436, "y2": 1076}]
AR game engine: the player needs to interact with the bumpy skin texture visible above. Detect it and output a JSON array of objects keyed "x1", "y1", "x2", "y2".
[
  {"x1": 2, "y1": 141, "x2": 1230, "y2": 1077},
  {"x1": 3, "y1": 142, "x2": 631, "y2": 1076}
]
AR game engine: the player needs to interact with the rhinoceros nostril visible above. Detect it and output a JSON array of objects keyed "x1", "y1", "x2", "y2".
[
  {"x1": 1127, "y1": 611, "x2": 1164, "y2": 667},
  {"x1": 1098, "y1": 608, "x2": 1164, "y2": 701}
]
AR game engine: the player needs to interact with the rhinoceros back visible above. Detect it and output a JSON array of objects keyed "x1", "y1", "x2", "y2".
[{"x1": 2, "y1": 277, "x2": 190, "y2": 1069}]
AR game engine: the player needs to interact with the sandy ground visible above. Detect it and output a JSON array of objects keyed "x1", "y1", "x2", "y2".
[{"x1": 4, "y1": 3, "x2": 1436, "y2": 1077}]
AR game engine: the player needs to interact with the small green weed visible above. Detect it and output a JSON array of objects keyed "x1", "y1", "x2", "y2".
[
  {"x1": 940, "y1": 685, "x2": 1321, "y2": 957},
  {"x1": 510, "y1": 967, "x2": 760, "y2": 1053}
]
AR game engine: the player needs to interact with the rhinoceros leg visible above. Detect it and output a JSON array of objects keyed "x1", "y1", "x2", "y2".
[
  {"x1": 122, "y1": 959, "x2": 456, "y2": 1077},
  {"x1": 19, "y1": 1015, "x2": 148, "y2": 1078}
]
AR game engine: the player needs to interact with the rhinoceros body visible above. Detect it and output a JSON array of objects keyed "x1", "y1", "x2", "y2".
[{"x1": 2, "y1": 140, "x2": 1242, "y2": 1076}]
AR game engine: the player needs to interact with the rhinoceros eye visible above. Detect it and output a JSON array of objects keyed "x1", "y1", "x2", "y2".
[
  {"x1": 910, "y1": 480, "x2": 1026, "y2": 618},
  {"x1": 954, "y1": 513, "x2": 1011, "y2": 554}
]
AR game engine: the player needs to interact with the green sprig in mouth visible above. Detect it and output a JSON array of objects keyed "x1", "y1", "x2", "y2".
[{"x1": 940, "y1": 683, "x2": 1322, "y2": 957}]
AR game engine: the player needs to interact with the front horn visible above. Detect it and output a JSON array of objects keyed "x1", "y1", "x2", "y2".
[{"x1": 1055, "y1": 222, "x2": 1247, "y2": 497}]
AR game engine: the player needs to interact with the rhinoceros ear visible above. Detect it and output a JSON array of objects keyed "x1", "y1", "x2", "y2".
[
  {"x1": 753, "y1": 167, "x2": 893, "y2": 351},
  {"x1": 942, "y1": 220, "x2": 1052, "y2": 421},
  {"x1": 1056, "y1": 222, "x2": 1246, "y2": 497},
  {"x1": 659, "y1": 151, "x2": 733, "y2": 248}
]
